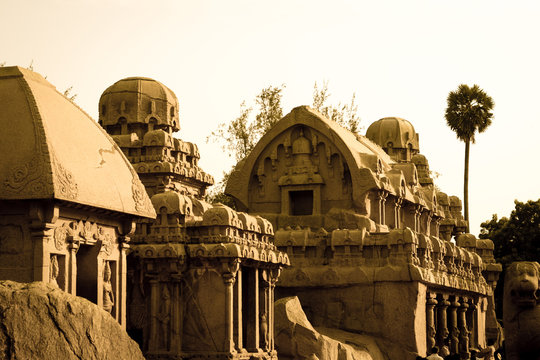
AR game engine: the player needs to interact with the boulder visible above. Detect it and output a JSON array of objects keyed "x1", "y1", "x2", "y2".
[
  {"x1": 275, "y1": 296, "x2": 382, "y2": 360},
  {"x1": 0, "y1": 281, "x2": 144, "y2": 360}
]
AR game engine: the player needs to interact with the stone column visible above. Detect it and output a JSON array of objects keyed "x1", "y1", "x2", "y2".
[
  {"x1": 377, "y1": 191, "x2": 387, "y2": 226},
  {"x1": 426, "y1": 293, "x2": 438, "y2": 350},
  {"x1": 252, "y1": 267, "x2": 260, "y2": 351},
  {"x1": 394, "y1": 198, "x2": 403, "y2": 229},
  {"x1": 148, "y1": 278, "x2": 159, "y2": 352},
  {"x1": 269, "y1": 268, "x2": 281, "y2": 354},
  {"x1": 29, "y1": 203, "x2": 58, "y2": 282},
  {"x1": 223, "y1": 272, "x2": 236, "y2": 353},
  {"x1": 260, "y1": 269, "x2": 271, "y2": 352},
  {"x1": 118, "y1": 238, "x2": 129, "y2": 328},
  {"x1": 67, "y1": 241, "x2": 79, "y2": 295},
  {"x1": 171, "y1": 276, "x2": 182, "y2": 354},
  {"x1": 449, "y1": 297, "x2": 460, "y2": 355},
  {"x1": 426, "y1": 212, "x2": 432, "y2": 236},
  {"x1": 458, "y1": 296, "x2": 470, "y2": 359},
  {"x1": 221, "y1": 258, "x2": 239, "y2": 354},
  {"x1": 436, "y1": 294, "x2": 450, "y2": 351},
  {"x1": 467, "y1": 298, "x2": 477, "y2": 350},
  {"x1": 414, "y1": 205, "x2": 422, "y2": 233},
  {"x1": 235, "y1": 267, "x2": 243, "y2": 351}
]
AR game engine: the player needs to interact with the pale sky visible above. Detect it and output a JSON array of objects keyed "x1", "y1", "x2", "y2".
[{"x1": 2, "y1": 0, "x2": 539, "y2": 236}]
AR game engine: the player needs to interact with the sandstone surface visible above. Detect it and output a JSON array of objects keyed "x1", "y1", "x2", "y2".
[
  {"x1": 275, "y1": 296, "x2": 384, "y2": 360},
  {"x1": 0, "y1": 280, "x2": 144, "y2": 360}
]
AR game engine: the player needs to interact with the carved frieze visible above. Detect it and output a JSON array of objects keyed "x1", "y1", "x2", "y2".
[{"x1": 53, "y1": 155, "x2": 78, "y2": 200}]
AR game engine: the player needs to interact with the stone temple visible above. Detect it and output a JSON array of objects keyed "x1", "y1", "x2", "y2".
[
  {"x1": 226, "y1": 106, "x2": 502, "y2": 359},
  {"x1": 0, "y1": 66, "x2": 502, "y2": 360}
]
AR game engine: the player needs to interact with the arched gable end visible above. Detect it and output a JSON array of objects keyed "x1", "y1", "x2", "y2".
[{"x1": 226, "y1": 106, "x2": 391, "y2": 214}]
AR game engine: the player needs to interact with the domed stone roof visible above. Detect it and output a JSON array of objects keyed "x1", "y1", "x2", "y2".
[
  {"x1": 99, "y1": 77, "x2": 180, "y2": 132},
  {"x1": 0, "y1": 66, "x2": 155, "y2": 218},
  {"x1": 365, "y1": 117, "x2": 420, "y2": 152}
]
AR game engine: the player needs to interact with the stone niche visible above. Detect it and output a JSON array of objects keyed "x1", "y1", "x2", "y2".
[
  {"x1": 226, "y1": 106, "x2": 502, "y2": 359},
  {"x1": 0, "y1": 66, "x2": 156, "y2": 328}
]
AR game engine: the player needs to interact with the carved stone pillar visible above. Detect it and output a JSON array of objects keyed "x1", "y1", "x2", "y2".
[
  {"x1": 413, "y1": 205, "x2": 422, "y2": 233},
  {"x1": 426, "y1": 212, "x2": 432, "y2": 236},
  {"x1": 252, "y1": 267, "x2": 260, "y2": 351},
  {"x1": 171, "y1": 276, "x2": 182, "y2": 353},
  {"x1": 394, "y1": 198, "x2": 403, "y2": 229},
  {"x1": 29, "y1": 203, "x2": 58, "y2": 282},
  {"x1": 67, "y1": 240, "x2": 79, "y2": 295},
  {"x1": 221, "y1": 259, "x2": 239, "y2": 353},
  {"x1": 148, "y1": 278, "x2": 159, "y2": 352},
  {"x1": 235, "y1": 267, "x2": 243, "y2": 351},
  {"x1": 436, "y1": 294, "x2": 450, "y2": 351},
  {"x1": 458, "y1": 296, "x2": 470, "y2": 359},
  {"x1": 269, "y1": 268, "x2": 280, "y2": 353},
  {"x1": 449, "y1": 297, "x2": 460, "y2": 355},
  {"x1": 426, "y1": 293, "x2": 438, "y2": 350},
  {"x1": 467, "y1": 298, "x2": 477, "y2": 349},
  {"x1": 260, "y1": 269, "x2": 271, "y2": 351},
  {"x1": 118, "y1": 239, "x2": 129, "y2": 328},
  {"x1": 223, "y1": 272, "x2": 236, "y2": 353},
  {"x1": 377, "y1": 191, "x2": 387, "y2": 226}
]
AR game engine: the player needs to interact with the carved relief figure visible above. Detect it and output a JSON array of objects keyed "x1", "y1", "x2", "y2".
[
  {"x1": 157, "y1": 285, "x2": 171, "y2": 350},
  {"x1": 260, "y1": 311, "x2": 269, "y2": 350},
  {"x1": 49, "y1": 255, "x2": 59, "y2": 287},
  {"x1": 503, "y1": 261, "x2": 540, "y2": 360},
  {"x1": 103, "y1": 261, "x2": 115, "y2": 313}
]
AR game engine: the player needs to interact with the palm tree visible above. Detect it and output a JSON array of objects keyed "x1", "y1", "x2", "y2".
[{"x1": 445, "y1": 84, "x2": 494, "y2": 233}]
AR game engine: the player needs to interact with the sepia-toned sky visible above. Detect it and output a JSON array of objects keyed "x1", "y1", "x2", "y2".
[{"x1": 2, "y1": 0, "x2": 539, "y2": 236}]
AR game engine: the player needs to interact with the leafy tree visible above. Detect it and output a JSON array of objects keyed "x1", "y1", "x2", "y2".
[
  {"x1": 206, "y1": 85, "x2": 285, "y2": 205},
  {"x1": 208, "y1": 85, "x2": 284, "y2": 163},
  {"x1": 479, "y1": 199, "x2": 540, "y2": 319},
  {"x1": 480, "y1": 199, "x2": 540, "y2": 265},
  {"x1": 445, "y1": 84, "x2": 494, "y2": 231},
  {"x1": 312, "y1": 81, "x2": 361, "y2": 133}
]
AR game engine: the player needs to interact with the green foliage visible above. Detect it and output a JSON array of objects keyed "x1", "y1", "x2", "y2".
[
  {"x1": 254, "y1": 85, "x2": 284, "y2": 138},
  {"x1": 208, "y1": 85, "x2": 284, "y2": 163},
  {"x1": 312, "y1": 81, "x2": 361, "y2": 133},
  {"x1": 480, "y1": 199, "x2": 540, "y2": 265},
  {"x1": 445, "y1": 84, "x2": 494, "y2": 143},
  {"x1": 479, "y1": 199, "x2": 540, "y2": 319}
]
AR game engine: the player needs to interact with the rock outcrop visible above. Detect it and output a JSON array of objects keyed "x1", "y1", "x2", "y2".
[
  {"x1": 0, "y1": 281, "x2": 144, "y2": 360},
  {"x1": 275, "y1": 296, "x2": 384, "y2": 360}
]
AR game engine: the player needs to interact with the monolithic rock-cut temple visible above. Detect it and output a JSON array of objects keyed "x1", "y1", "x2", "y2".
[
  {"x1": 226, "y1": 106, "x2": 502, "y2": 359},
  {"x1": 98, "y1": 77, "x2": 289, "y2": 359},
  {"x1": 0, "y1": 66, "x2": 503, "y2": 360},
  {"x1": 0, "y1": 66, "x2": 156, "y2": 327}
]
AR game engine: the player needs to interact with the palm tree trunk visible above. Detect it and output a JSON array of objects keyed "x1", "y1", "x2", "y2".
[{"x1": 464, "y1": 138, "x2": 470, "y2": 233}]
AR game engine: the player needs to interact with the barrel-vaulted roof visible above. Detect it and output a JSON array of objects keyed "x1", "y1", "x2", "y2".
[
  {"x1": 0, "y1": 66, "x2": 155, "y2": 218},
  {"x1": 226, "y1": 106, "x2": 399, "y2": 210}
]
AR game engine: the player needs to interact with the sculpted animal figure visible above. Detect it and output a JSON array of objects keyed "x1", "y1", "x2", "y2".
[{"x1": 503, "y1": 261, "x2": 540, "y2": 360}]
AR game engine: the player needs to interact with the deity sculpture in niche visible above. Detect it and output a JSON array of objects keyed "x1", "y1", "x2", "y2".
[
  {"x1": 260, "y1": 311, "x2": 269, "y2": 350},
  {"x1": 157, "y1": 285, "x2": 171, "y2": 350},
  {"x1": 49, "y1": 255, "x2": 59, "y2": 287},
  {"x1": 103, "y1": 261, "x2": 115, "y2": 313}
]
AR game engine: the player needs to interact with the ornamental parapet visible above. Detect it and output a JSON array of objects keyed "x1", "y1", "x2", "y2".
[
  {"x1": 187, "y1": 243, "x2": 289, "y2": 266},
  {"x1": 275, "y1": 226, "x2": 494, "y2": 296}
]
